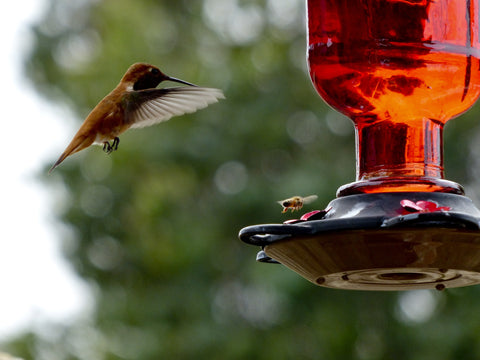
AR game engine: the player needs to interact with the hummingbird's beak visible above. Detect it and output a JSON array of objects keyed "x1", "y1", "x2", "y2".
[{"x1": 165, "y1": 76, "x2": 198, "y2": 87}]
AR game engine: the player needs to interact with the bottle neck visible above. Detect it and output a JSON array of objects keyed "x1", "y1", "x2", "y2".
[
  {"x1": 355, "y1": 118, "x2": 444, "y2": 180},
  {"x1": 336, "y1": 117, "x2": 464, "y2": 196}
]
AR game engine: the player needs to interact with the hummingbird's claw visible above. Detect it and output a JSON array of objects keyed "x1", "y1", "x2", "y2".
[
  {"x1": 103, "y1": 142, "x2": 111, "y2": 153},
  {"x1": 112, "y1": 137, "x2": 120, "y2": 151},
  {"x1": 103, "y1": 137, "x2": 120, "y2": 154}
]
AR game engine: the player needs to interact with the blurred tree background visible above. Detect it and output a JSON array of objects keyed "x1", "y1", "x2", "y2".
[{"x1": 5, "y1": 0, "x2": 480, "y2": 359}]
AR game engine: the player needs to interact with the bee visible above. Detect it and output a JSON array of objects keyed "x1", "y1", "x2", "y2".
[{"x1": 278, "y1": 195, "x2": 318, "y2": 213}]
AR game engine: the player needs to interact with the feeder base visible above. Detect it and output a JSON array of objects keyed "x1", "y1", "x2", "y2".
[{"x1": 264, "y1": 227, "x2": 480, "y2": 291}]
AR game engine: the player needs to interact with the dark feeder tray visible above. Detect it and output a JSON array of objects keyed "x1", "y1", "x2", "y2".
[{"x1": 239, "y1": 192, "x2": 480, "y2": 291}]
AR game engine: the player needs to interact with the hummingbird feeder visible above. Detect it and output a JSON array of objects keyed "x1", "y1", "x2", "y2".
[{"x1": 239, "y1": 0, "x2": 480, "y2": 290}]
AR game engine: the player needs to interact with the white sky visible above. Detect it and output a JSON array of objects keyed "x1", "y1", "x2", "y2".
[{"x1": 0, "y1": 0, "x2": 93, "y2": 340}]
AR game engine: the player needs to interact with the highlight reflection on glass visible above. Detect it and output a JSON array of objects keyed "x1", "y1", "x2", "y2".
[{"x1": 307, "y1": 0, "x2": 480, "y2": 195}]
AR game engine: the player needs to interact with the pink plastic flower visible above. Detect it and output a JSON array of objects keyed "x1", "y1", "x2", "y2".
[{"x1": 400, "y1": 199, "x2": 450, "y2": 213}]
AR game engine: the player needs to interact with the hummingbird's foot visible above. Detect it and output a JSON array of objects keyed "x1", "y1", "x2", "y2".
[{"x1": 102, "y1": 137, "x2": 120, "y2": 154}]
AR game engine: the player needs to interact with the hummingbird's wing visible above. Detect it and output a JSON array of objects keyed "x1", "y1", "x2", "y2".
[{"x1": 125, "y1": 87, "x2": 224, "y2": 129}]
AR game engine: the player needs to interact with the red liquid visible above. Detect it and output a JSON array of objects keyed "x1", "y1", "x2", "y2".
[{"x1": 307, "y1": 0, "x2": 480, "y2": 195}]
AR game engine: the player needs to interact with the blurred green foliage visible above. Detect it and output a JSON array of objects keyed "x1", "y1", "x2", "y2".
[{"x1": 6, "y1": 0, "x2": 480, "y2": 359}]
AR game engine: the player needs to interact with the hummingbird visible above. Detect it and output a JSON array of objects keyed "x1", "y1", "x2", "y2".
[{"x1": 49, "y1": 62, "x2": 225, "y2": 172}]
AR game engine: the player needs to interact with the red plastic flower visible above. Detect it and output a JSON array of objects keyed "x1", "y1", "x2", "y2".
[
  {"x1": 400, "y1": 199, "x2": 450, "y2": 213},
  {"x1": 300, "y1": 210, "x2": 323, "y2": 221},
  {"x1": 282, "y1": 207, "x2": 331, "y2": 224}
]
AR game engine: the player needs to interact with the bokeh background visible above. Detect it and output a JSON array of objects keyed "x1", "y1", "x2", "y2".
[{"x1": 4, "y1": 0, "x2": 480, "y2": 359}]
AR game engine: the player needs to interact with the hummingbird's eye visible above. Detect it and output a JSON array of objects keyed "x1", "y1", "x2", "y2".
[{"x1": 151, "y1": 68, "x2": 160, "y2": 75}]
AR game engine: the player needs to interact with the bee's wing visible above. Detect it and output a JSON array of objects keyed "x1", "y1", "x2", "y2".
[
  {"x1": 125, "y1": 87, "x2": 224, "y2": 129},
  {"x1": 302, "y1": 195, "x2": 318, "y2": 205}
]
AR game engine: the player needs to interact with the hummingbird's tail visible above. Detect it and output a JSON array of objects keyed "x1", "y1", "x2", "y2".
[
  {"x1": 49, "y1": 134, "x2": 94, "y2": 173},
  {"x1": 48, "y1": 153, "x2": 70, "y2": 173}
]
